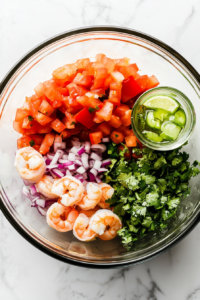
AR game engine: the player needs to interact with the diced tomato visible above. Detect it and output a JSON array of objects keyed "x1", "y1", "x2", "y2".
[
  {"x1": 60, "y1": 129, "x2": 71, "y2": 139},
  {"x1": 76, "y1": 85, "x2": 89, "y2": 96},
  {"x1": 146, "y1": 75, "x2": 159, "y2": 90},
  {"x1": 126, "y1": 98, "x2": 137, "y2": 109},
  {"x1": 90, "y1": 88, "x2": 105, "y2": 96},
  {"x1": 30, "y1": 134, "x2": 44, "y2": 145},
  {"x1": 93, "y1": 113, "x2": 104, "y2": 123},
  {"x1": 38, "y1": 100, "x2": 54, "y2": 116},
  {"x1": 55, "y1": 134, "x2": 62, "y2": 143},
  {"x1": 30, "y1": 97, "x2": 42, "y2": 118},
  {"x1": 125, "y1": 135, "x2": 137, "y2": 147},
  {"x1": 52, "y1": 63, "x2": 77, "y2": 80},
  {"x1": 104, "y1": 75, "x2": 113, "y2": 90},
  {"x1": 108, "y1": 96, "x2": 120, "y2": 106},
  {"x1": 107, "y1": 114, "x2": 122, "y2": 128},
  {"x1": 97, "y1": 122, "x2": 112, "y2": 136},
  {"x1": 23, "y1": 97, "x2": 32, "y2": 111},
  {"x1": 76, "y1": 58, "x2": 90, "y2": 69},
  {"x1": 75, "y1": 108, "x2": 95, "y2": 129},
  {"x1": 118, "y1": 64, "x2": 139, "y2": 79},
  {"x1": 96, "y1": 53, "x2": 106, "y2": 63},
  {"x1": 85, "y1": 62, "x2": 95, "y2": 76},
  {"x1": 110, "y1": 131, "x2": 124, "y2": 144},
  {"x1": 89, "y1": 131, "x2": 103, "y2": 145},
  {"x1": 62, "y1": 96, "x2": 83, "y2": 114},
  {"x1": 114, "y1": 104, "x2": 129, "y2": 118},
  {"x1": 51, "y1": 119, "x2": 66, "y2": 133},
  {"x1": 63, "y1": 111, "x2": 77, "y2": 129},
  {"x1": 56, "y1": 87, "x2": 69, "y2": 96},
  {"x1": 39, "y1": 133, "x2": 55, "y2": 155},
  {"x1": 102, "y1": 56, "x2": 115, "y2": 73},
  {"x1": 43, "y1": 80, "x2": 63, "y2": 103},
  {"x1": 33, "y1": 145, "x2": 40, "y2": 151},
  {"x1": 76, "y1": 95, "x2": 101, "y2": 109},
  {"x1": 109, "y1": 82, "x2": 122, "y2": 100},
  {"x1": 24, "y1": 122, "x2": 39, "y2": 135},
  {"x1": 17, "y1": 136, "x2": 32, "y2": 149},
  {"x1": 136, "y1": 75, "x2": 148, "y2": 91},
  {"x1": 96, "y1": 101, "x2": 113, "y2": 122},
  {"x1": 22, "y1": 116, "x2": 34, "y2": 129},
  {"x1": 34, "y1": 83, "x2": 44, "y2": 97},
  {"x1": 78, "y1": 128, "x2": 90, "y2": 142},
  {"x1": 15, "y1": 108, "x2": 30, "y2": 121},
  {"x1": 67, "y1": 123, "x2": 83, "y2": 136},
  {"x1": 73, "y1": 73, "x2": 92, "y2": 87},
  {"x1": 121, "y1": 109, "x2": 132, "y2": 126},
  {"x1": 114, "y1": 57, "x2": 130, "y2": 68},
  {"x1": 118, "y1": 145, "x2": 132, "y2": 160},
  {"x1": 36, "y1": 112, "x2": 53, "y2": 126},
  {"x1": 121, "y1": 76, "x2": 143, "y2": 102},
  {"x1": 13, "y1": 121, "x2": 25, "y2": 134},
  {"x1": 37, "y1": 124, "x2": 52, "y2": 134},
  {"x1": 117, "y1": 125, "x2": 132, "y2": 137},
  {"x1": 93, "y1": 68, "x2": 108, "y2": 89}
]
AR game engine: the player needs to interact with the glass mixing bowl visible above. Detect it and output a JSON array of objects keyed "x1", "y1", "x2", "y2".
[{"x1": 1, "y1": 26, "x2": 200, "y2": 268}]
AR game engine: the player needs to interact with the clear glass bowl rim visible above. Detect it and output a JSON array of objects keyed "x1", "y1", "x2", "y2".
[{"x1": 1, "y1": 25, "x2": 200, "y2": 268}]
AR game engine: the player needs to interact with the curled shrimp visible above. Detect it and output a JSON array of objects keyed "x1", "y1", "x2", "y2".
[
  {"x1": 78, "y1": 206, "x2": 100, "y2": 218},
  {"x1": 77, "y1": 183, "x2": 102, "y2": 210},
  {"x1": 35, "y1": 175, "x2": 58, "y2": 199},
  {"x1": 73, "y1": 213, "x2": 97, "y2": 242},
  {"x1": 14, "y1": 147, "x2": 46, "y2": 184},
  {"x1": 90, "y1": 209, "x2": 122, "y2": 241},
  {"x1": 98, "y1": 183, "x2": 114, "y2": 209},
  {"x1": 46, "y1": 202, "x2": 79, "y2": 232},
  {"x1": 51, "y1": 175, "x2": 84, "y2": 206}
]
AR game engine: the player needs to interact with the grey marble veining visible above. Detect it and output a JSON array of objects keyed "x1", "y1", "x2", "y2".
[{"x1": 1, "y1": 0, "x2": 200, "y2": 299}]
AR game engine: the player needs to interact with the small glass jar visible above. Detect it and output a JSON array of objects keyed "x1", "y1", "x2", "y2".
[{"x1": 131, "y1": 86, "x2": 196, "y2": 151}]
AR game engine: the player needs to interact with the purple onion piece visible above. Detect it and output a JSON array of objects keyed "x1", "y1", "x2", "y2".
[
  {"x1": 96, "y1": 176, "x2": 102, "y2": 183},
  {"x1": 101, "y1": 159, "x2": 112, "y2": 167},
  {"x1": 37, "y1": 206, "x2": 47, "y2": 216},
  {"x1": 98, "y1": 168, "x2": 108, "y2": 173},
  {"x1": 102, "y1": 137, "x2": 110, "y2": 143},
  {"x1": 52, "y1": 168, "x2": 64, "y2": 178},
  {"x1": 77, "y1": 146, "x2": 86, "y2": 156},
  {"x1": 30, "y1": 185, "x2": 37, "y2": 196},
  {"x1": 91, "y1": 144, "x2": 106, "y2": 153},
  {"x1": 88, "y1": 172, "x2": 95, "y2": 182}
]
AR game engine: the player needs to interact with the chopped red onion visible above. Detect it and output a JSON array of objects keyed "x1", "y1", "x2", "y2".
[
  {"x1": 83, "y1": 141, "x2": 91, "y2": 153},
  {"x1": 75, "y1": 160, "x2": 82, "y2": 166},
  {"x1": 37, "y1": 206, "x2": 47, "y2": 216},
  {"x1": 81, "y1": 153, "x2": 89, "y2": 169},
  {"x1": 47, "y1": 164, "x2": 59, "y2": 169},
  {"x1": 96, "y1": 176, "x2": 102, "y2": 183},
  {"x1": 23, "y1": 179, "x2": 32, "y2": 186},
  {"x1": 52, "y1": 168, "x2": 64, "y2": 178},
  {"x1": 77, "y1": 146, "x2": 86, "y2": 156},
  {"x1": 57, "y1": 149, "x2": 65, "y2": 158},
  {"x1": 82, "y1": 180, "x2": 88, "y2": 187},
  {"x1": 101, "y1": 159, "x2": 112, "y2": 167},
  {"x1": 66, "y1": 170, "x2": 72, "y2": 176},
  {"x1": 82, "y1": 173, "x2": 88, "y2": 180},
  {"x1": 99, "y1": 174, "x2": 104, "y2": 179},
  {"x1": 68, "y1": 164, "x2": 75, "y2": 171},
  {"x1": 88, "y1": 172, "x2": 95, "y2": 182},
  {"x1": 68, "y1": 152, "x2": 76, "y2": 161},
  {"x1": 72, "y1": 137, "x2": 79, "y2": 141},
  {"x1": 69, "y1": 146, "x2": 79, "y2": 155},
  {"x1": 36, "y1": 199, "x2": 46, "y2": 208},
  {"x1": 90, "y1": 152, "x2": 102, "y2": 161},
  {"x1": 45, "y1": 200, "x2": 57, "y2": 207},
  {"x1": 59, "y1": 159, "x2": 70, "y2": 163},
  {"x1": 22, "y1": 186, "x2": 30, "y2": 197},
  {"x1": 62, "y1": 154, "x2": 68, "y2": 160},
  {"x1": 102, "y1": 137, "x2": 110, "y2": 143},
  {"x1": 54, "y1": 143, "x2": 66, "y2": 153},
  {"x1": 93, "y1": 160, "x2": 102, "y2": 170},
  {"x1": 49, "y1": 170, "x2": 57, "y2": 179},
  {"x1": 30, "y1": 185, "x2": 37, "y2": 195},
  {"x1": 63, "y1": 161, "x2": 73, "y2": 167},
  {"x1": 91, "y1": 144, "x2": 106, "y2": 153},
  {"x1": 50, "y1": 151, "x2": 60, "y2": 165},
  {"x1": 71, "y1": 140, "x2": 81, "y2": 147},
  {"x1": 47, "y1": 153, "x2": 55, "y2": 160},
  {"x1": 76, "y1": 166, "x2": 86, "y2": 174},
  {"x1": 89, "y1": 160, "x2": 95, "y2": 168},
  {"x1": 58, "y1": 164, "x2": 65, "y2": 169},
  {"x1": 98, "y1": 168, "x2": 108, "y2": 173},
  {"x1": 46, "y1": 158, "x2": 51, "y2": 165},
  {"x1": 90, "y1": 168, "x2": 98, "y2": 177},
  {"x1": 74, "y1": 174, "x2": 84, "y2": 181}
]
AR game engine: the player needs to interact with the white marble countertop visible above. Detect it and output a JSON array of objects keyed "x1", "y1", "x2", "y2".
[{"x1": 1, "y1": 0, "x2": 200, "y2": 299}]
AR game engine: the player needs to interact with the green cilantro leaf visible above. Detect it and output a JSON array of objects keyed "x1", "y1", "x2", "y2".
[
  {"x1": 29, "y1": 140, "x2": 35, "y2": 147},
  {"x1": 28, "y1": 116, "x2": 33, "y2": 121}
]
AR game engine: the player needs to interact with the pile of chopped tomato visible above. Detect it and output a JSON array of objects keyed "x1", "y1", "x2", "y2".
[{"x1": 13, "y1": 54, "x2": 159, "y2": 157}]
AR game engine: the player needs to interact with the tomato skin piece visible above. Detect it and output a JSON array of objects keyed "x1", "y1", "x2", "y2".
[
  {"x1": 118, "y1": 145, "x2": 132, "y2": 160},
  {"x1": 15, "y1": 108, "x2": 30, "y2": 121},
  {"x1": 110, "y1": 131, "x2": 125, "y2": 144},
  {"x1": 73, "y1": 73, "x2": 93, "y2": 87},
  {"x1": 114, "y1": 57, "x2": 130, "y2": 68},
  {"x1": 51, "y1": 119, "x2": 66, "y2": 133},
  {"x1": 52, "y1": 63, "x2": 77, "y2": 80},
  {"x1": 89, "y1": 131, "x2": 103, "y2": 145},
  {"x1": 109, "y1": 82, "x2": 122, "y2": 99},
  {"x1": 76, "y1": 58, "x2": 90, "y2": 69},
  {"x1": 13, "y1": 121, "x2": 25, "y2": 134},
  {"x1": 29, "y1": 134, "x2": 44, "y2": 145},
  {"x1": 93, "y1": 113, "x2": 104, "y2": 124},
  {"x1": 75, "y1": 108, "x2": 95, "y2": 129},
  {"x1": 136, "y1": 75, "x2": 148, "y2": 90},
  {"x1": 56, "y1": 87, "x2": 69, "y2": 96},
  {"x1": 121, "y1": 76, "x2": 143, "y2": 102},
  {"x1": 104, "y1": 75, "x2": 113, "y2": 90},
  {"x1": 121, "y1": 109, "x2": 132, "y2": 126},
  {"x1": 107, "y1": 114, "x2": 122, "y2": 128},
  {"x1": 38, "y1": 100, "x2": 55, "y2": 116},
  {"x1": 43, "y1": 80, "x2": 63, "y2": 102},
  {"x1": 24, "y1": 122, "x2": 39, "y2": 135},
  {"x1": 108, "y1": 96, "x2": 120, "y2": 106},
  {"x1": 22, "y1": 116, "x2": 34, "y2": 129},
  {"x1": 117, "y1": 64, "x2": 139, "y2": 79},
  {"x1": 17, "y1": 136, "x2": 32, "y2": 149},
  {"x1": 30, "y1": 97, "x2": 42, "y2": 118},
  {"x1": 62, "y1": 96, "x2": 83, "y2": 114},
  {"x1": 39, "y1": 133, "x2": 55, "y2": 155},
  {"x1": 125, "y1": 135, "x2": 137, "y2": 147},
  {"x1": 34, "y1": 82, "x2": 44, "y2": 97},
  {"x1": 60, "y1": 129, "x2": 72, "y2": 139},
  {"x1": 93, "y1": 68, "x2": 108, "y2": 89},
  {"x1": 36, "y1": 112, "x2": 53, "y2": 126},
  {"x1": 63, "y1": 111, "x2": 77, "y2": 129},
  {"x1": 96, "y1": 53, "x2": 106, "y2": 63},
  {"x1": 146, "y1": 75, "x2": 159, "y2": 90},
  {"x1": 37, "y1": 124, "x2": 52, "y2": 134},
  {"x1": 97, "y1": 122, "x2": 112, "y2": 136},
  {"x1": 96, "y1": 101, "x2": 113, "y2": 122},
  {"x1": 114, "y1": 104, "x2": 129, "y2": 118},
  {"x1": 102, "y1": 56, "x2": 115, "y2": 73}
]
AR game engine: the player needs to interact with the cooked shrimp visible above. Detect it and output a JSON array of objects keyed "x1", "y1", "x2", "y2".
[
  {"x1": 73, "y1": 213, "x2": 97, "y2": 242},
  {"x1": 77, "y1": 183, "x2": 102, "y2": 210},
  {"x1": 90, "y1": 209, "x2": 122, "y2": 241},
  {"x1": 46, "y1": 202, "x2": 79, "y2": 232},
  {"x1": 98, "y1": 183, "x2": 114, "y2": 209},
  {"x1": 51, "y1": 175, "x2": 84, "y2": 206},
  {"x1": 14, "y1": 147, "x2": 46, "y2": 184},
  {"x1": 35, "y1": 175, "x2": 59, "y2": 199},
  {"x1": 79, "y1": 206, "x2": 100, "y2": 218}
]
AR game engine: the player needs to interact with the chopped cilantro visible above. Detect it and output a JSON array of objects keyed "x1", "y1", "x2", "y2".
[
  {"x1": 115, "y1": 134, "x2": 119, "y2": 138},
  {"x1": 103, "y1": 144, "x2": 200, "y2": 249},
  {"x1": 88, "y1": 107, "x2": 96, "y2": 113},
  {"x1": 71, "y1": 121, "x2": 76, "y2": 126},
  {"x1": 28, "y1": 116, "x2": 33, "y2": 121},
  {"x1": 29, "y1": 140, "x2": 35, "y2": 147}
]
